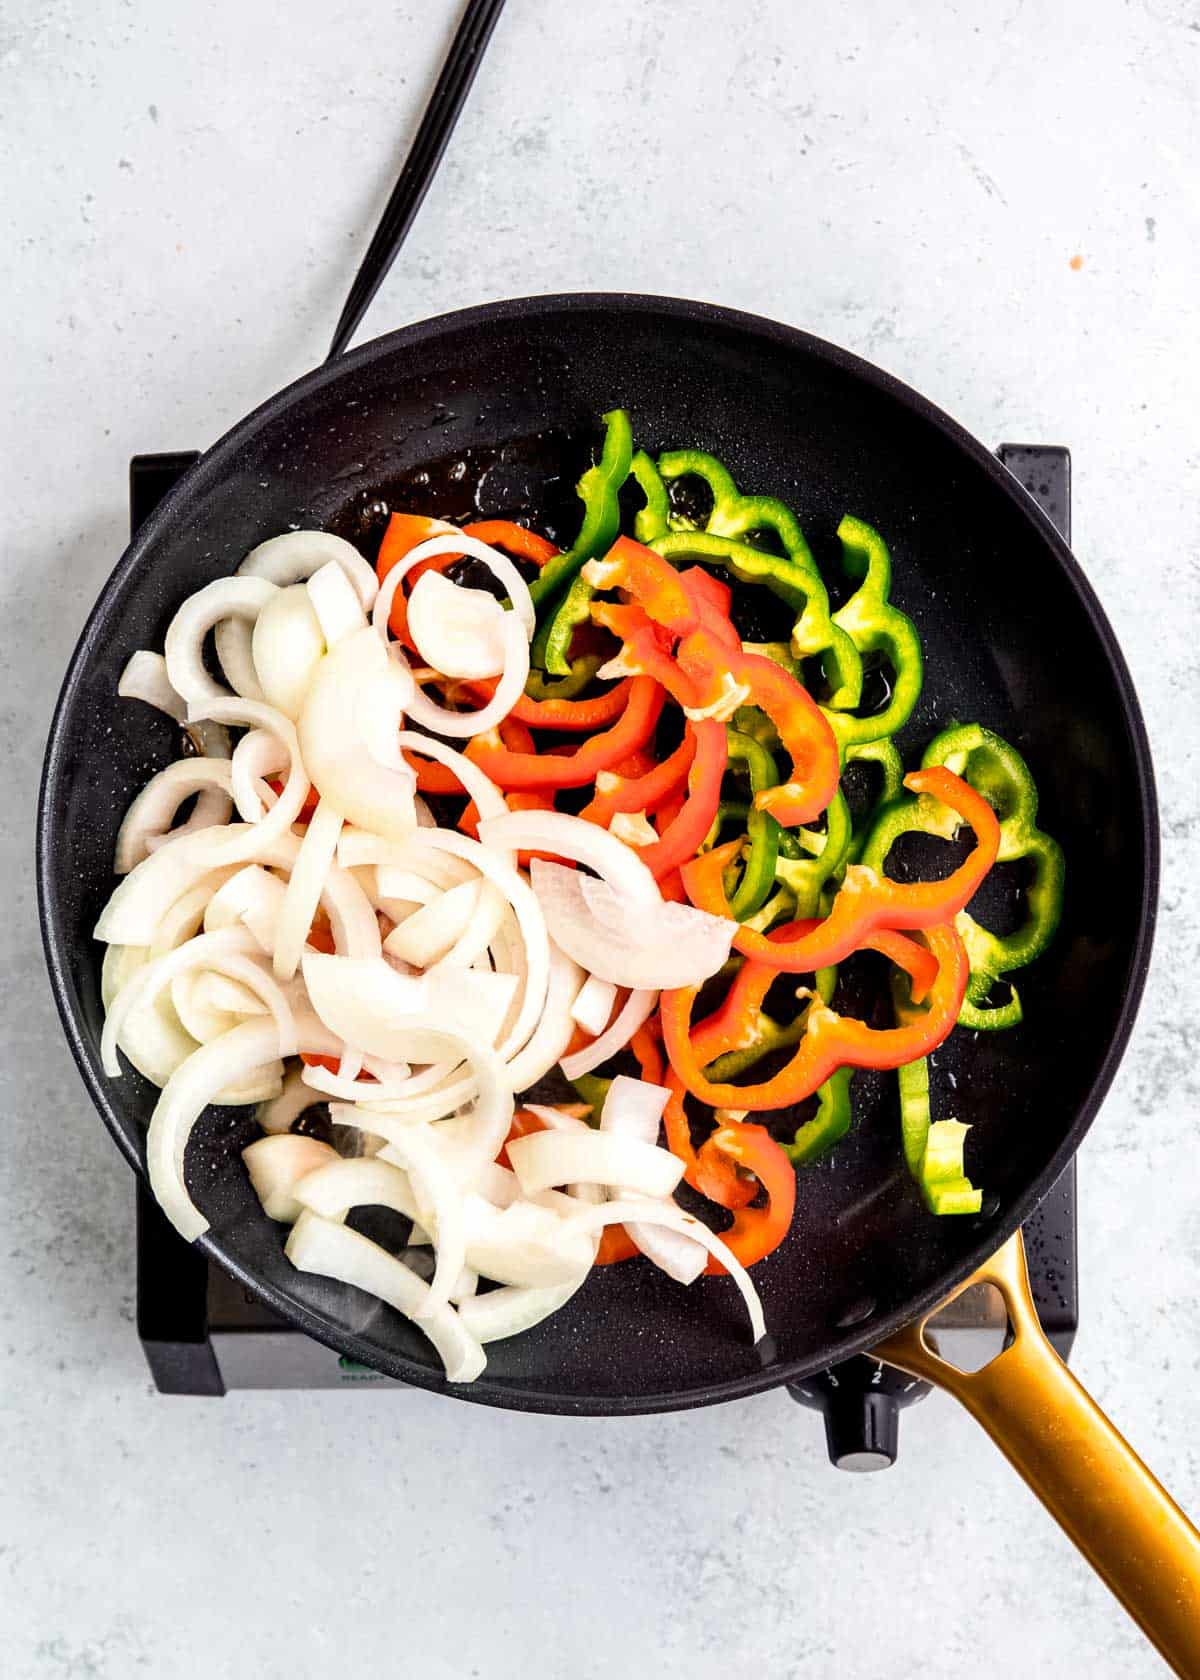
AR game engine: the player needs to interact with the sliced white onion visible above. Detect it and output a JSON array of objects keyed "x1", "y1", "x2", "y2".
[
  {"x1": 399, "y1": 830, "x2": 548, "y2": 1062},
  {"x1": 406, "y1": 570, "x2": 509, "y2": 679},
  {"x1": 164, "y1": 575, "x2": 278, "y2": 707},
  {"x1": 560, "y1": 986, "x2": 658, "y2": 1081},
  {"x1": 100, "y1": 943, "x2": 200, "y2": 1088},
  {"x1": 383, "y1": 879, "x2": 482, "y2": 969},
  {"x1": 297, "y1": 628, "x2": 417, "y2": 839},
  {"x1": 258, "y1": 1062, "x2": 325, "y2": 1134},
  {"x1": 189, "y1": 697, "x2": 309, "y2": 857},
  {"x1": 147, "y1": 1013, "x2": 339, "y2": 1241},
  {"x1": 460, "y1": 1195, "x2": 595, "y2": 1288},
  {"x1": 570, "y1": 975, "x2": 618, "y2": 1040},
  {"x1": 430, "y1": 880, "x2": 507, "y2": 972},
  {"x1": 301, "y1": 1061, "x2": 417, "y2": 1104},
  {"x1": 530, "y1": 860, "x2": 734, "y2": 990},
  {"x1": 243, "y1": 1133, "x2": 339, "y2": 1222},
  {"x1": 306, "y1": 560, "x2": 368, "y2": 648},
  {"x1": 399, "y1": 615, "x2": 529, "y2": 739},
  {"x1": 104, "y1": 927, "x2": 297, "y2": 1078},
  {"x1": 302, "y1": 954, "x2": 516, "y2": 1066},
  {"x1": 503, "y1": 941, "x2": 586, "y2": 1094},
  {"x1": 203, "y1": 865, "x2": 287, "y2": 952},
  {"x1": 372, "y1": 531, "x2": 534, "y2": 642},
  {"x1": 479, "y1": 811, "x2": 660, "y2": 908},
  {"x1": 382, "y1": 1126, "x2": 466, "y2": 1318},
  {"x1": 570, "y1": 1200, "x2": 765, "y2": 1344},
  {"x1": 295, "y1": 1156, "x2": 421, "y2": 1224},
  {"x1": 449, "y1": 1266, "x2": 479, "y2": 1304},
  {"x1": 394, "y1": 730, "x2": 508, "y2": 827},
  {"x1": 240, "y1": 529, "x2": 378, "y2": 609},
  {"x1": 506, "y1": 1131, "x2": 684, "y2": 1200},
  {"x1": 456, "y1": 1279, "x2": 586, "y2": 1345},
  {"x1": 118, "y1": 649, "x2": 231, "y2": 758},
  {"x1": 599, "y1": 1074, "x2": 669, "y2": 1148},
  {"x1": 285, "y1": 1211, "x2": 485, "y2": 1384},
  {"x1": 273, "y1": 798, "x2": 343, "y2": 981},
  {"x1": 230, "y1": 728, "x2": 287, "y2": 822},
  {"x1": 171, "y1": 969, "x2": 256, "y2": 1043},
  {"x1": 250, "y1": 584, "x2": 326, "y2": 719},
  {"x1": 114, "y1": 759, "x2": 234, "y2": 874}
]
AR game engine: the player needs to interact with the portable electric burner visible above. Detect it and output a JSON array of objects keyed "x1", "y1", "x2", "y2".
[{"x1": 131, "y1": 442, "x2": 1078, "y2": 1470}]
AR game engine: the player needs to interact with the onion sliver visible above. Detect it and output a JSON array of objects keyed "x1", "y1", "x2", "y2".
[
  {"x1": 307, "y1": 560, "x2": 368, "y2": 648},
  {"x1": 118, "y1": 650, "x2": 231, "y2": 758},
  {"x1": 431, "y1": 880, "x2": 507, "y2": 972},
  {"x1": 302, "y1": 954, "x2": 516, "y2": 1065},
  {"x1": 164, "y1": 576, "x2": 278, "y2": 707},
  {"x1": 203, "y1": 865, "x2": 287, "y2": 952},
  {"x1": 530, "y1": 859, "x2": 734, "y2": 989},
  {"x1": 273, "y1": 798, "x2": 343, "y2": 981},
  {"x1": 301, "y1": 1062, "x2": 419, "y2": 1104},
  {"x1": 190, "y1": 697, "x2": 309, "y2": 855},
  {"x1": 399, "y1": 830, "x2": 548, "y2": 1062},
  {"x1": 394, "y1": 731, "x2": 507, "y2": 829},
  {"x1": 399, "y1": 615, "x2": 529, "y2": 740},
  {"x1": 570, "y1": 975, "x2": 617, "y2": 1039},
  {"x1": 560, "y1": 986, "x2": 657, "y2": 1081},
  {"x1": 114, "y1": 759, "x2": 234, "y2": 874},
  {"x1": 258, "y1": 1063, "x2": 325, "y2": 1134},
  {"x1": 297, "y1": 628, "x2": 417, "y2": 839},
  {"x1": 240, "y1": 529, "x2": 378, "y2": 609},
  {"x1": 503, "y1": 941, "x2": 586, "y2": 1094},
  {"x1": 230, "y1": 728, "x2": 287, "y2": 821},
  {"x1": 406, "y1": 570, "x2": 509, "y2": 679},
  {"x1": 382, "y1": 1126, "x2": 466, "y2": 1318},
  {"x1": 479, "y1": 811, "x2": 660, "y2": 908},
  {"x1": 571, "y1": 1200, "x2": 766, "y2": 1344},
  {"x1": 460, "y1": 1196, "x2": 595, "y2": 1289},
  {"x1": 148, "y1": 1013, "x2": 338, "y2": 1241},
  {"x1": 251, "y1": 584, "x2": 326, "y2": 719},
  {"x1": 456, "y1": 1279, "x2": 585, "y2": 1345},
  {"x1": 285, "y1": 1211, "x2": 485, "y2": 1383},
  {"x1": 243, "y1": 1134, "x2": 339, "y2": 1222},
  {"x1": 506, "y1": 1132, "x2": 684, "y2": 1199},
  {"x1": 383, "y1": 879, "x2": 482, "y2": 969},
  {"x1": 372, "y1": 530, "x2": 535, "y2": 641},
  {"x1": 103, "y1": 927, "x2": 297, "y2": 1078},
  {"x1": 295, "y1": 1157, "x2": 421, "y2": 1225},
  {"x1": 599, "y1": 1074, "x2": 669, "y2": 1147}
]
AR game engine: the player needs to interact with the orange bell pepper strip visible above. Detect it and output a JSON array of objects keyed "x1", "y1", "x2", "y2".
[
  {"x1": 696, "y1": 1121, "x2": 797, "y2": 1273},
  {"x1": 684, "y1": 766, "x2": 1000, "y2": 972},
  {"x1": 661, "y1": 920, "x2": 968, "y2": 1112},
  {"x1": 584, "y1": 535, "x2": 700, "y2": 632},
  {"x1": 465, "y1": 675, "x2": 664, "y2": 790},
  {"x1": 509, "y1": 677, "x2": 635, "y2": 732},
  {"x1": 580, "y1": 734, "x2": 697, "y2": 827},
  {"x1": 634, "y1": 720, "x2": 727, "y2": 881}
]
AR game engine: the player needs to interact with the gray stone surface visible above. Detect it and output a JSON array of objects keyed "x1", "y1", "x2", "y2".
[{"x1": 2, "y1": 1, "x2": 1198, "y2": 1675}]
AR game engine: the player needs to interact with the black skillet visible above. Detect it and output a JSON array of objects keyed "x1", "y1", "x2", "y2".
[{"x1": 37, "y1": 295, "x2": 1200, "y2": 1667}]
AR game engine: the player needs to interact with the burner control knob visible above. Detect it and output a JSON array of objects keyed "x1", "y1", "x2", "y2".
[{"x1": 788, "y1": 1357, "x2": 932, "y2": 1471}]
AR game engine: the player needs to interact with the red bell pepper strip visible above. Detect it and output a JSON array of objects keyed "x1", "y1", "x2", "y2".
[
  {"x1": 266, "y1": 776, "x2": 320, "y2": 821},
  {"x1": 683, "y1": 766, "x2": 1001, "y2": 972},
  {"x1": 584, "y1": 535, "x2": 700, "y2": 633},
  {"x1": 580, "y1": 734, "x2": 697, "y2": 827},
  {"x1": 634, "y1": 720, "x2": 727, "y2": 881},
  {"x1": 510, "y1": 677, "x2": 635, "y2": 732},
  {"x1": 661, "y1": 921, "x2": 968, "y2": 1112},
  {"x1": 465, "y1": 676, "x2": 664, "y2": 790},
  {"x1": 696, "y1": 1121, "x2": 797, "y2": 1273},
  {"x1": 462, "y1": 520, "x2": 559, "y2": 567}
]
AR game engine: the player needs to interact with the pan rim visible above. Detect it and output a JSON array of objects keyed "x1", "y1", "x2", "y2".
[{"x1": 37, "y1": 291, "x2": 1159, "y2": 1414}]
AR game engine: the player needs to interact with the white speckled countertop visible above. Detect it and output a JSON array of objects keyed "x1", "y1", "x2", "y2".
[{"x1": 3, "y1": 2, "x2": 1199, "y2": 1675}]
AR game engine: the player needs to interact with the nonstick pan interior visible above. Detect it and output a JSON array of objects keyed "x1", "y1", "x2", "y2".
[{"x1": 38, "y1": 295, "x2": 1156, "y2": 1413}]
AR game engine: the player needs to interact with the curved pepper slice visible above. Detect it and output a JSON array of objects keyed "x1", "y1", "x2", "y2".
[
  {"x1": 683, "y1": 766, "x2": 1000, "y2": 973},
  {"x1": 723, "y1": 729, "x2": 782, "y2": 920},
  {"x1": 463, "y1": 520, "x2": 559, "y2": 567},
  {"x1": 695, "y1": 1121, "x2": 797, "y2": 1273},
  {"x1": 635, "y1": 720, "x2": 727, "y2": 881},
  {"x1": 861, "y1": 723, "x2": 1063, "y2": 1030},
  {"x1": 821, "y1": 516, "x2": 923, "y2": 750},
  {"x1": 661, "y1": 921, "x2": 968, "y2": 1112},
  {"x1": 581, "y1": 734, "x2": 697, "y2": 827},
  {"x1": 510, "y1": 675, "x2": 635, "y2": 732},
  {"x1": 465, "y1": 676, "x2": 664, "y2": 791}
]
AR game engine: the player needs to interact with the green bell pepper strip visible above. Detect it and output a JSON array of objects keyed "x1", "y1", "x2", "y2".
[
  {"x1": 704, "y1": 962, "x2": 837, "y2": 1082},
  {"x1": 651, "y1": 446, "x2": 863, "y2": 709},
  {"x1": 897, "y1": 1057, "x2": 982, "y2": 1216},
  {"x1": 776, "y1": 789, "x2": 853, "y2": 916},
  {"x1": 786, "y1": 1067, "x2": 854, "y2": 1165},
  {"x1": 650, "y1": 527, "x2": 862, "y2": 710},
  {"x1": 569, "y1": 1073, "x2": 612, "y2": 1116},
  {"x1": 724, "y1": 728, "x2": 782, "y2": 920},
  {"x1": 860, "y1": 722, "x2": 1064, "y2": 1031},
  {"x1": 843, "y1": 737, "x2": 905, "y2": 863},
  {"x1": 523, "y1": 654, "x2": 604, "y2": 702},
  {"x1": 531, "y1": 409, "x2": 634, "y2": 676},
  {"x1": 821, "y1": 516, "x2": 923, "y2": 749},
  {"x1": 631, "y1": 449, "x2": 671, "y2": 543}
]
